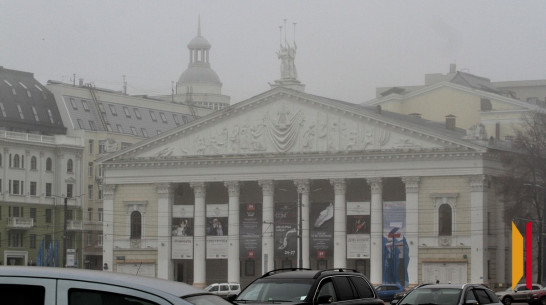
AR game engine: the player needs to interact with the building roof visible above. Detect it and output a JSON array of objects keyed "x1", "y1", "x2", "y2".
[{"x1": 0, "y1": 66, "x2": 66, "y2": 134}]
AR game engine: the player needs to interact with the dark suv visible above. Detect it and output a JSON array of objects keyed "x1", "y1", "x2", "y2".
[{"x1": 232, "y1": 268, "x2": 383, "y2": 305}]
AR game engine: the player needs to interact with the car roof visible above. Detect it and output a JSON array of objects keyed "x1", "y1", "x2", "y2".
[
  {"x1": 261, "y1": 269, "x2": 364, "y2": 280},
  {"x1": 416, "y1": 283, "x2": 488, "y2": 289},
  {"x1": 0, "y1": 266, "x2": 206, "y2": 297}
]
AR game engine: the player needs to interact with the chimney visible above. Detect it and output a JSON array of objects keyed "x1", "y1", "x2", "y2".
[
  {"x1": 445, "y1": 114, "x2": 456, "y2": 130},
  {"x1": 449, "y1": 63, "x2": 456, "y2": 73},
  {"x1": 79, "y1": 78, "x2": 84, "y2": 86}
]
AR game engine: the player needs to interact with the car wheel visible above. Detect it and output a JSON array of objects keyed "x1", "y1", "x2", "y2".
[{"x1": 503, "y1": 297, "x2": 513, "y2": 305}]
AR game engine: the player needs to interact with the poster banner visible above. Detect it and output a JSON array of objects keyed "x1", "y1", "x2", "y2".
[
  {"x1": 382, "y1": 201, "x2": 407, "y2": 284},
  {"x1": 206, "y1": 204, "x2": 228, "y2": 259},
  {"x1": 240, "y1": 203, "x2": 262, "y2": 259},
  {"x1": 346, "y1": 202, "x2": 371, "y2": 259},
  {"x1": 275, "y1": 202, "x2": 298, "y2": 258},
  {"x1": 310, "y1": 202, "x2": 334, "y2": 258},
  {"x1": 172, "y1": 205, "x2": 194, "y2": 259}
]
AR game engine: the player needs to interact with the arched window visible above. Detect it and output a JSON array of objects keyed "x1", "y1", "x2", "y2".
[
  {"x1": 67, "y1": 159, "x2": 73, "y2": 173},
  {"x1": 130, "y1": 211, "x2": 142, "y2": 239},
  {"x1": 439, "y1": 204, "x2": 452, "y2": 236},
  {"x1": 13, "y1": 154, "x2": 20, "y2": 168},
  {"x1": 46, "y1": 158, "x2": 52, "y2": 171},
  {"x1": 31, "y1": 156, "x2": 37, "y2": 170}
]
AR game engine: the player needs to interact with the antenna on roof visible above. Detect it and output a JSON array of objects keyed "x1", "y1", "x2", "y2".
[
  {"x1": 283, "y1": 19, "x2": 287, "y2": 45},
  {"x1": 293, "y1": 22, "x2": 296, "y2": 45},
  {"x1": 122, "y1": 75, "x2": 127, "y2": 95},
  {"x1": 198, "y1": 15, "x2": 201, "y2": 36}
]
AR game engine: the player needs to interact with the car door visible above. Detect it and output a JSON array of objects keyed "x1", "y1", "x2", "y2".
[{"x1": 0, "y1": 276, "x2": 57, "y2": 304}]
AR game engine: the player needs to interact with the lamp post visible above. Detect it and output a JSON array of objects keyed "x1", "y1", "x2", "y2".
[
  {"x1": 298, "y1": 192, "x2": 303, "y2": 269},
  {"x1": 524, "y1": 183, "x2": 546, "y2": 285}
]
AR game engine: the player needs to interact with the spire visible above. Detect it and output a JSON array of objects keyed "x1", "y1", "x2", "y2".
[{"x1": 198, "y1": 15, "x2": 201, "y2": 36}]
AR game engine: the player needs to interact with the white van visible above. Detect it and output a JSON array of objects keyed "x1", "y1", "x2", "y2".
[{"x1": 204, "y1": 282, "x2": 241, "y2": 297}]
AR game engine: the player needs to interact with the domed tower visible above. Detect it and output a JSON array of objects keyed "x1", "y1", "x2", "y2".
[{"x1": 176, "y1": 17, "x2": 230, "y2": 111}]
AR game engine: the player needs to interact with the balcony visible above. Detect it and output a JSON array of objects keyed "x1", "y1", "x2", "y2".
[
  {"x1": 114, "y1": 238, "x2": 157, "y2": 250},
  {"x1": 7, "y1": 217, "x2": 34, "y2": 229},
  {"x1": 67, "y1": 220, "x2": 83, "y2": 231}
]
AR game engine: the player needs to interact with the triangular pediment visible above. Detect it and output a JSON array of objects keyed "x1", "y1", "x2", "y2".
[{"x1": 103, "y1": 88, "x2": 484, "y2": 162}]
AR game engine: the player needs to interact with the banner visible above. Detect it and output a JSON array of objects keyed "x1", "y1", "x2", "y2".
[
  {"x1": 310, "y1": 202, "x2": 334, "y2": 258},
  {"x1": 206, "y1": 204, "x2": 228, "y2": 259},
  {"x1": 346, "y1": 202, "x2": 371, "y2": 259},
  {"x1": 382, "y1": 201, "x2": 406, "y2": 284},
  {"x1": 172, "y1": 205, "x2": 194, "y2": 259},
  {"x1": 275, "y1": 202, "x2": 298, "y2": 258},
  {"x1": 240, "y1": 203, "x2": 262, "y2": 259}
]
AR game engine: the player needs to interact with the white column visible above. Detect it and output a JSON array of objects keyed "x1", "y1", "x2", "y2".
[
  {"x1": 331, "y1": 178, "x2": 347, "y2": 268},
  {"x1": 191, "y1": 182, "x2": 206, "y2": 288},
  {"x1": 470, "y1": 175, "x2": 488, "y2": 284},
  {"x1": 259, "y1": 180, "x2": 274, "y2": 273},
  {"x1": 496, "y1": 196, "x2": 506, "y2": 286},
  {"x1": 225, "y1": 181, "x2": 240, "y2": 283},
  {"x1": 402, "y1": 177, "x2": 420, "y2": 286},
  {"x1": 368, "y1": 177, "x2": 383, "y2": 284},
  {"x1": 295, "y1": 179, "x2": 310, "y2": 269},
  {"x1": 102, "y1": 184, "x2": 116, "y2": 272},
  {"x1": 156, "y1": 183, "x2": 173, "y2": 280}
]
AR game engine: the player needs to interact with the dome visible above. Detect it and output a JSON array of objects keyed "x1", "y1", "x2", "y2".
[
  {"x1": 188, "y1": 35, "x2": 211, "y2": 49},
  {"x1": 178, "y1": 66, "x2": 221, "y2": 85}
]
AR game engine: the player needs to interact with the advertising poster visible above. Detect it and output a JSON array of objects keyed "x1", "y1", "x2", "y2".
[
  {"x1": 346, "y1": 202, "x2": 371, "y2": 259},
  {"x1": 206, "y1": 204, "x2": 229, "y2": 259},
  {"x1": 382, "y1": 201, "x2": 408, "y2": 285},
  {"x1": 310, "y1": 202, "x2": 334, "y2": 258},
  {"x1": 172, "y1": 205, "x2": 194, "y2": 259},
  {"x1": 274, "y1": 202, "x2": 298, "y2": 258},
  {"x1": 240, "y1": 203, "x2": 262, "y2": 259}
]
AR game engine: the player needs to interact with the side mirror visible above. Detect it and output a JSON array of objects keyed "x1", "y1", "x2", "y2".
[
  {"x1": 317, "y1": 295, "x2": 333, "y2": 304},
  {"x1": 226, "y1": 294, "x2": 238, "y2": 302}
]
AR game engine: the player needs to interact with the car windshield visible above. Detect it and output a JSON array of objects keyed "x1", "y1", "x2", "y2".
[
  {"x1": 185, "y1": 294, "x2": 235, "y2": 305},
  {"x1": 236, "y1": 278, "x2": 314, "y2": 302},
  {"x1": 400, "y1": 288, "x2": 462, "y2": 305}
]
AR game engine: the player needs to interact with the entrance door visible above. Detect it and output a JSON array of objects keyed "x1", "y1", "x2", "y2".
[{"x1": 422, "y1": 262, "x2": 467, "y2": 284}]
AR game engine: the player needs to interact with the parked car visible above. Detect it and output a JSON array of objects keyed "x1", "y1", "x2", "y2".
[
  {"x1": 496, "y1": 284, "x2": 543, "y2": 305},
  {"x1": 0, "y1": 266, "x2": 234, "y2": 305},
  {"x1": 231, "y1": 268, "x2": 383, "y2": 305},
  {"x1": 395, "y1": 283, "x2": 502, "y2": 305},
  {"x1": 204, "y1": 282, "x2": 241, "y2": 297},
  {"x1": 375, "y1": 284, "x2": 405, "y2": 302},
  {"x1": 529, "y1": 288, "x2": 546, "y2": 305},
  {"x1": 391, "y1": 283, "x2": 432, "y2": 304}
]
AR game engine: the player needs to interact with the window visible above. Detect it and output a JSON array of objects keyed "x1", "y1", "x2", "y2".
[
  {"x1": 88, "y1": 139, "x2": 94, "y2": 154},
  {"x1": 123, "y1": 106, "x2": 131, "y2": 118},
  {"x1": 98, "y1": 233, "x2": 103, "y2": 246},
  {"x1": 134, "y1": 108, "x2": 142, "y2": 119},
  {"x1": 98, "y1": 102, "x2": 106, "y2": 113},
  {"x1": 46, "y1": 158, "x2": 52, "y2": 171},
  {"x1": 116, "y1": 124, "x2": 123, "y2": 133},
  {"x1": 77, "y1": 119, "x2": 84, "y2": 129},
  {"x1": 98, "y1": 208, "x2": 103, "y2": 222},
  {"x1": 67, "y1": 184, "x2": 73, "y2": 198},
  {"x1": 8, "y1": 231, "x2": 24, "y2": 247},
  {"x1": 149, "y1": 110, "x2": 157, "y2": 121},
  {"x1": 47, "y1": 109, "x2": 55, "y2": 123},
  {"x1": 98, "y1": 166, "x2": 104, "y2": 177},
  {"x1": 30, "y1": 182, "x2": 37, "y2": 196},
  {"x1": 45, "y1": 183, "x2": 52, "y2": 197},
  {"x1": 16, "y1": 105, "x2": 24, "y2": 119},
  {"x1": 88, "y1": 185, "x2": 93, "y2": 199},
  {"x1": 105, "y1": 123, "x2": 112, "y2": 132},
  {"x1": 32, "y1": 106, "x2": 39, "y2": 121},
  {"x1": 480, "y1": 98, "x2": 492, "y2": 111},
  {"x1": 130, "y1": 211, "x2": 142, "y2": 239},
  {"x1": 98, "y1": 187, "x2": 103, "y2": 200},
  {"x1": 10, "y1": 180, "x2": 23, "y2": 195},
  {"x1": 45, "y1": 209, "x2": 52, "y2": 223},
  {"x1": 87, "y1": 232, "x2": 93, "y2": 246},
  {"x1": 160, "y1": 112, "x2": 167, "y2": 123},
  {"x1": 67, "y1": 159, "x2": 73, "y2": 173},
  {"x1": 29, "y1": 234, "x2": 36, "y2": 249},
  {"x1": 141, "y1": 128, "x2": 148, "y2": 137},
  {"x1": 0, "y1": 102, "x2": 6, "y2": 117},
  {"x1": 70, "y1": 97, "x2": 78, "y2": 109},
  {"x1": 82, "y1": 100, "x2": 90, "y2": 111},
  {"x1": 89, "y1": 120, "x2": 96, "y2": 131},
  {"x1": 13, "y1": 154, "x2": 20, "y2": 168},
  {"x1": 439, "y1": 204, "x2": 452, "y2": 236},
  {"x1": 99, "y1": 140, "x2": 106, "y2": 154},
  {"x1": 88, "y1": 162, "x2": 94, "y2": 176},
  {"x1": 130, "y1": 126, "x2": 138, "y2": 136},
  {"x1": 30, "y1": 208, "x2": 36, "y2": 221},
  {"x1": 30, "y1": 156, "x2": 37, "y2": 170},
  {"x1": 173, "y1": 114, "x2": 180, "y2": 125},
  {"x1": 109, "y1": 104, "x2": 117, "y2": 116},
  {"x1": 245, "y1": 259, "x2": 255, "y2": 276},
  {"x1": 88, "y1": 208, "x2": 93, "y2": 221}
]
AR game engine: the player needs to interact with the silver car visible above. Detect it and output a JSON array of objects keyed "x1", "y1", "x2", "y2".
[{"x1": 0, "y1": 266, "x2": 234, "y2": 305}]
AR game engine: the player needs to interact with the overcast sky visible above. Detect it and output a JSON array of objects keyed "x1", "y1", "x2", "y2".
[{"x1": 1, "y1": 0, "x2": 545, "y2": 104}]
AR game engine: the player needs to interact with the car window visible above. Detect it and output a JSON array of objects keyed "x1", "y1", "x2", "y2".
[
  {"x1": 332, "y1": 276, "x2": 356, "y2": 301},
  {"x1": 0, "y1": 284, "x2": 46, "y2": 304},
  {"x1": 220, "y1": 285, "x2": 230, "y2": 292},
  {"x1": 465, "y1": 289, "x2": 477, "y2": 303},
  {"x1": 230, "y1": 285, "x2": 239, "y2": 290},
  {"x1": 69, "y1": 289, "x2": 159, "y2": 305},
  {"x1": 317, "y1": 280, "x2": 338, "y2": 302},
  {"x1": 349, "y1": 276, "x2": 375, "y2": 298},
  {"x1": 237, "y1": 278, "x2": 313, "y2": 302},
  {"x1": 533, "y1": 286, "x2": 542, "y2": 290},
  {"x1": 209, "y1": 286, "x2": 219, "y2": 292},
  {"x1": 485, "y1": 289, "x2": 500, "y2": 302},
  {"x1": 185, "y1": 294, "x2": 235, "y2": 305},
  {"x1": 474, "y1": 289, "x2": 493, "y2": 304}
]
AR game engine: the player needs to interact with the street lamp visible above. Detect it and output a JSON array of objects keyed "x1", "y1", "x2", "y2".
[{"x1": 524, "y1": 183, "x2": 546, "y2": 285}]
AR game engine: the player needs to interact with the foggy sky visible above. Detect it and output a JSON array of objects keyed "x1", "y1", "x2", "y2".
[{"x1": 1, "y1": 0, "x2": 545, "y2": 104}]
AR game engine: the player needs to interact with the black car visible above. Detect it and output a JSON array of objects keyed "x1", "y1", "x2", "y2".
[
  {"x1": 391, "y1": 283, "x2": 432, "y2": 304},
  {"x1": 231, "y1": 268, "x2": 383, "y2": 305},
  {"x1": 394, "y1": 283, "x2": 502, "y2": 305}
]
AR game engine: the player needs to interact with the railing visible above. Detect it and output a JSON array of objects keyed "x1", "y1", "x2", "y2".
[
  {"x1": 7, "y1": 217, "x2": 34, "y2": 229},
  {"x1": 0, "y1": 130, "x2": 82, "y2": 145},
  {"x1": 66, "y1": 220, "x2": 84, "y2": 231},
  {"x1": 113, "y1": 238, "x2": 157, "y2": 249}
]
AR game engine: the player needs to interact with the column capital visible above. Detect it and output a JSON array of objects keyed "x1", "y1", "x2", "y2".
[
  {"x1": 225, "y1": 181, "x2": 240, "y2": 197},
  {"x1": 366, "y1": 177, "x2": 382, "y2": 194},
  {"x1": 402, "y1": 176, "x2": 420, "y2": 194},
  {"x1": 469, "y1": 175, "x2": 489, "y2": 192},
  {"x1": 330, "y1": 178, "x2": 346, "y2": 195},
  {"x1": 103, "y1": 184, "x2": 117, "y2": 200},
  {"x1": 190, "y1": 182, "x2": 206, "y2": 199},
  {"x1": 259, "y1": 180, "x2": 274, "y2": 196},
  {"x1": 156, "y1": 183, "x2": 173, "y2": 199},
  {"x1": 294, "y1": 179, "x2": 310, "y2": 194}
]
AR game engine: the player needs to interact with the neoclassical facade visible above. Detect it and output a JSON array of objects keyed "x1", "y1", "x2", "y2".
[{"x1": 100, "y1": 86, "x2": 510, "y2": 288}]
